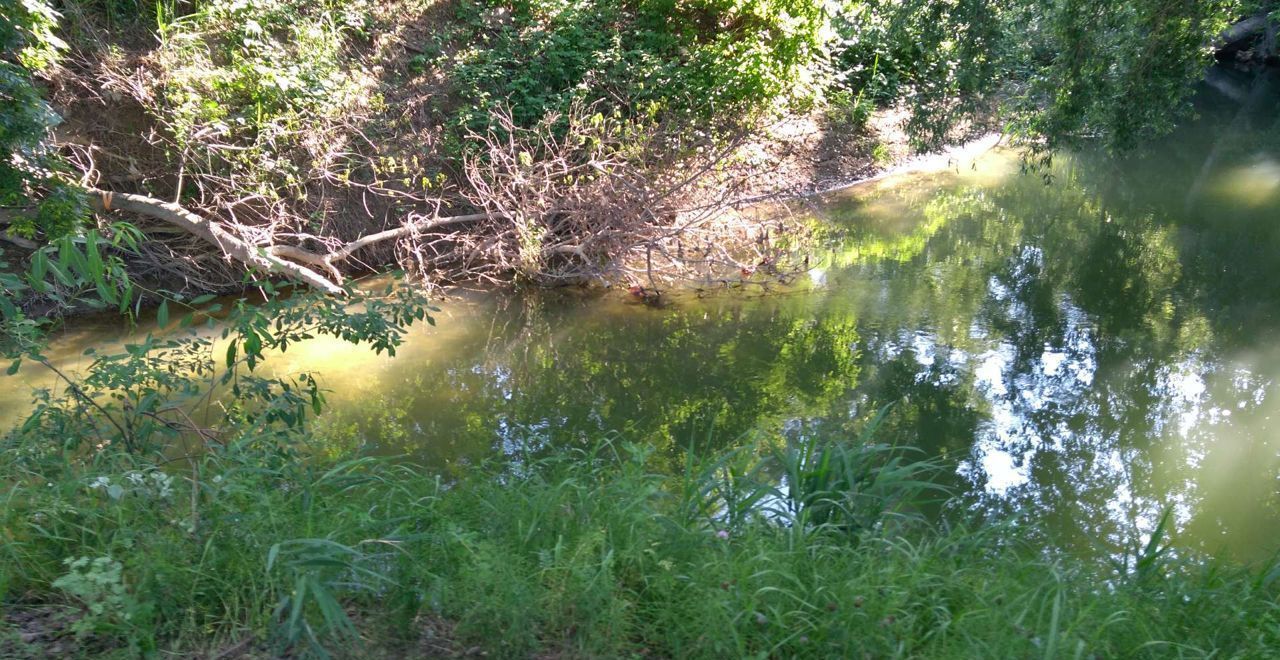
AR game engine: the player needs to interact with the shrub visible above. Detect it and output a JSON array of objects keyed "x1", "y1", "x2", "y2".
[
  {"x1": 447, "y1": 0, "x2": 833, "y2": 136},
  {"x1": 0, "y1": 0, "x2": 88, "y2": 238},
  {"x1": 830, "y1": 0, "x2": 1010, "y2": 146},
  {"x1": 149, "y1": 0, "x2": 380, "y2": 204}
]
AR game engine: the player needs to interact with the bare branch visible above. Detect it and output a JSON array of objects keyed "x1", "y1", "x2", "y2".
[{"x1": 85, "y1": 188, "x2": 347, "y2": 295}]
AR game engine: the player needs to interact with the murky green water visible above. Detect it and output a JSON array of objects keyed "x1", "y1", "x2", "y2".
[{"x1": 6, "y1": 73, "x2": 1280, "y2": 561}]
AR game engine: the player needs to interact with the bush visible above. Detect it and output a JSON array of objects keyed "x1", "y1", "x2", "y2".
[
  {"x1": 150, "y1": 0, "x2": 380, "y2": 202},
  {"x1": 446, "y1": 0, "x2": 833, "y2": 136},
  {"x1": 830, "y1": 0, "x2": 1010, "y2": 145},
  {"x1": 0, "y1": 0, "x2": 88, "y2": 238}
]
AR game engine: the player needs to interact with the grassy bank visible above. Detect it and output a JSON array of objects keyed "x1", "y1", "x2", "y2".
[{"x1": 3, "y1": 431, "x2": 1279, "y2": 658}]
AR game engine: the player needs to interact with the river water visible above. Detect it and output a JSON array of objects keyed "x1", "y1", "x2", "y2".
[{"x1": 5, "y1": 73, "x2": 1280, "y2": 561}]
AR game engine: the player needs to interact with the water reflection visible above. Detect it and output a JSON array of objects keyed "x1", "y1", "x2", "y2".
[{"x1": 6, "y1": 73, "x2": 1280, "y2": 562}]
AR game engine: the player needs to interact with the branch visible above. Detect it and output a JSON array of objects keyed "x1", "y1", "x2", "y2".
[
  {"x1": 0, "y1": 231, "x2": 38, "y2": 250},
  {"x1": 267, "y1": 212, "x2": 497, "y2": 277},
  {"x1": 85, "y1": 188, "x2": 347, "y2": 296}
]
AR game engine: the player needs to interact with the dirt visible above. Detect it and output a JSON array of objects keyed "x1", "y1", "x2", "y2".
[
  {"x1": 730, "y1": 100, "x2": 1003, "y2": 204},
  {"x1": 0, "y1": 603, "x2": 84, "y2": 658}
]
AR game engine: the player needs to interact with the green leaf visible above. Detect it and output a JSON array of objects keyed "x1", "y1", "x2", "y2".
[
  {"x1": 30, "y1": 249, "x2": 47, "y2": 282},
  {"x1": 120, "y1": 280, "x2": 134, "y2": 314},
  {"x1": 59, "y1": 238, "x2": 87, "y2": 280},
  {"x1": 95, "y1": 279, "x2": 118, "y2": 306},
  {"x1": 190, "y1": 294, "x2": 217, "y2": 306},
  {"x1": 244, "y1": 331, "x2": 262, "y2": 358},
  {"x1": 46, "y1": 259, "x2": 73, "y2": 287},
  {"x1": 85, "y1": 234, "x2": 103, "y2": 280},
  {"x1": 157, "y1": 300, "x2": 170, "y2": 328},
  {"x1": 6, "y1": 360, "x2": 20, "y2": 375}
]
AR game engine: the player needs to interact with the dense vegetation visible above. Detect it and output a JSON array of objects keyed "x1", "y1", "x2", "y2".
[
  {"x1": 0, "y1": 0, "x2": 1269, "y2": 292},
  {"x1": 7, "y1": 426, "x2": 1280, "y2": 657},
  {"x1": 3, "y1": 0, "x2": 1280, "y2": 656}
]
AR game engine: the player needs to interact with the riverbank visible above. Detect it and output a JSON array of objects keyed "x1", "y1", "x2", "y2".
[
  {"x1": 7, "y1": 95, "x2": 1280, "y2": 653},
  {"x1": 4, "y1": 434, "x2": 1279, "y2": 658},
  {"x1": 6, "y1": 3, "x2": 1279, "y2": 656},
  {"x1": 0, "y1": 99, "x2": 1003, "y2": 315},
  {"x1": 0, "y1": 0, "x2": 1028, "y2": 304}
]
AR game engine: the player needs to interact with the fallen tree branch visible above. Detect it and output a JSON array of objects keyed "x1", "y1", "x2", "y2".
[
  {"x1": 85, "y1": 188, "x2": 347, "y2": 295},
  {"x1": 0, "y1": 231, "x2": 39, "y2": 250},
  {"x1": 267, "y1": 212, "x2": 496, "y2": 280}
]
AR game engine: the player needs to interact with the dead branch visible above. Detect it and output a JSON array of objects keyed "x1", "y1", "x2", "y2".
[
  {"x1": 85, "y1": 188, "x2": 347, "y2": 295},
  {"x1": 267, "y1": 211, "x2": 497, "y2": 281},
  {"x1": 58, "y1": 41, "x2": 807, "y2": 295},
  {"x1": 1, "y1": 231, "x2": 39, "y2": 250}
]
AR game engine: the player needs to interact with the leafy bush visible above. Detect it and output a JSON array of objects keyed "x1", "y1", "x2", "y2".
[
  {"x1": 0, "y1": 0, "x2": 88, "y2": 238},
  {"x1": 446, "y1": 0, "x2": 833, "y2": 136},
  {"x1": 151, "y1": 0, "x2": 379, "y2": 200},
  {"x1": 828, "y1": 0, "x2": 1246, "y2": 151},
  {"x1": 1010, "y1": 0, "x2": 1240, "y2": 151},
  {"x1": 830, "y1": 0, "x2": 1012, "y2": 145},
  {"x1": 52, "y1": 556, "x2": 153, "y2": 645}
]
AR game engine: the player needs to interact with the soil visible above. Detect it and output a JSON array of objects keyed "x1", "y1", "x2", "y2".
[
  {"x1": 732, "y1": 100, "x2": 1003, "y2": 204},
  {"x1": 0, "y1": 603, "x2": 83, "y2": 658}
]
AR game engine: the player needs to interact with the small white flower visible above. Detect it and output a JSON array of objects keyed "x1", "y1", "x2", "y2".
[{"x1": 89, "y1": 476, "x2": 111, "y2": 490}]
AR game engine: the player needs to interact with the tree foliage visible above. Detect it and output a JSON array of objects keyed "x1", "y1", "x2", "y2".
[
  {"x1": 833, "y1": 0, "x2": 1252, "y2": 151},
  {"x1": 1010, "y1": 0, "x2": 1245, "y2": 150},
  {"x1": 0, "y1": 0, "x2": 86, "y2": 238},
  {"x1": 833, "y1": 0, "x2": 1011, "y2": 147}
]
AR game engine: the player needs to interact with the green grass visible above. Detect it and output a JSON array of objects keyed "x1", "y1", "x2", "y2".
[{"x1": 3, "y1": 428, "x2": 1279, "y2": 658}]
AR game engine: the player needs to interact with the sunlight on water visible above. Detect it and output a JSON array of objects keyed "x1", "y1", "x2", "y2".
[{"x1": 1211, "y1": 157, "x2": 1280, "y2": 208}]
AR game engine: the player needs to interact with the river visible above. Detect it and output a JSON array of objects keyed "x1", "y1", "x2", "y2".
[{"x1": 5, "y1": 71, "x2": 1280, "y2": 562}]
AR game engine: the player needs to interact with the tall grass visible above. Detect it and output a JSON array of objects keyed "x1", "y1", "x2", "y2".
[{"x1": 2, "y1": 428, "x2": 1279, "y2": 658}]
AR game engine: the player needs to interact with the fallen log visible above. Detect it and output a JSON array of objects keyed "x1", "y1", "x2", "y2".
[
  {"x1": 1217, "y1": 15, "x2": 1268, "y2": 52},
  {"x1": 86, "y1": 188, "x2": 503, "y2": 295},
  {"x1": 86, "y1": 188, "x2": 347, "y2": 296}
]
